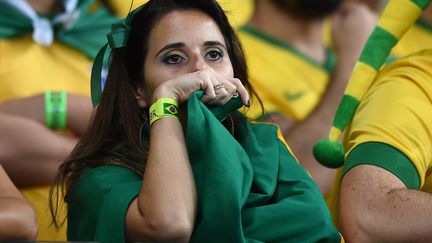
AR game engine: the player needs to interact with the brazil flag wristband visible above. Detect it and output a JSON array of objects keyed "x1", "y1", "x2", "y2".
[
  {"x1": 45, "y1": 91, "x2": 67, "y2": 129},
  {"x1": 149, "y1": 98, "x2": 179, "y2": 126}
]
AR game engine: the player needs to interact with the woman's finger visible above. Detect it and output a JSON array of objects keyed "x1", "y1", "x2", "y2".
[
  {"x1": 214, "y1": 80, "x2": 237, "y2": 105},
  {"x1": 200, "y1": 71, "x2": 216, "y2": 103},
  {"x1": 228, "y1": 78, "x2": 249, "y2": 106},
  {"x1": 203, "y1": 75, "x2": 228, "y2": 105},
  {"x1": 222, "y1": 80, "x2": 236, "y2": 96}
]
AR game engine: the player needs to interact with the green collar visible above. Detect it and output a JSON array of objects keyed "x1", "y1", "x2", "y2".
[
  {"x1": 0, "y1": 0, "x2": 119, "y2": 59},
  {"x1": 238, "y1": 25, "x2": 336, "y2": 73}
]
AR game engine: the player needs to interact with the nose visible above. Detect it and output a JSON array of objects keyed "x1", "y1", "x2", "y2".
[{"x1": 191, "y1": 56, "x2": 207, "y2": 72}]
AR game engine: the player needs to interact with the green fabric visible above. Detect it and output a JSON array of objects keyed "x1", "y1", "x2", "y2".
[
  {"x1": 416, "y1": 19, "x2": 432, "y2": 32},
  {"x1": 359, "y1": 26, "x2": 398, "y2": 71},
  {"x1": 67, "y1": 165, "x2": 142, "y2": 242},
  {"x1": 343, "y1": 142, "x2": 420, "y2": 189},
  {"x1": 91, "y1": 44, "x2": 108, "y2": 106},
  {"x1": 67, "y1": 91, "x2": 341, "y2": 242},
  {"x1": 187, "y1": 91, "x2": 340, "y2": 242},
  {"x1": 0, "y1": 0, "x2": 120, "y2": 59},
  {"x1": 411, "y1": 0, "x2": 431, "y2": 10},
  {"x1": 238, "y1": 25, "x2": 336, "y2": 72},
  {"x1": 333, "y1": 95, "x2": 359, "y2": 130}
]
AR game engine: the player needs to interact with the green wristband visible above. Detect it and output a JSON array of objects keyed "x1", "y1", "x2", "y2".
[
  {"x1": 45, "y1": 91, "x2": 67, "y2": 129},
  {"x1": 149, "y1": 98, "x2": 179, "y2": 126}
]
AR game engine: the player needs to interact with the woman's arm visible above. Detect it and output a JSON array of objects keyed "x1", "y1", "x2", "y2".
[
  {"x1": 0, "y1": 165, "x2": 37, "y2": 240},
  {"x1": 124, "y1": 70, "x2": 249, "y2": 242},
  {"x1": 126, "y1": 117, "x2": 196, "y2": 242}
]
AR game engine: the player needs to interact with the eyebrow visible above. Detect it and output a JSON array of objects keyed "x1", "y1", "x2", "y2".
[
  {"x1": 203, "y1": 41, "x2": 226, "y2": 49},
  {"x1": 155, "y1": 41, "x2": 227, "y2": 58},
  {"x1": 155, "y1": 42, "x2": 185, "y2": 58}
]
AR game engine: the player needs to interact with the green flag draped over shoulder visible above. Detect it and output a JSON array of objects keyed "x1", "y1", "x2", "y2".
[
  {"x1": 67, "y1": 91, "x2": 341, "y2": 242},
  {"x1": 0, "y1": 0, "x2": 119, "y2": 59},
  {"x1": 187, "y1": 91, "x2": 341, "y2": 243}
]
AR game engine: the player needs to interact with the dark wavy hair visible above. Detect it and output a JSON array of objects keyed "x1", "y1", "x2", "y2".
[{"x1": 50, "y1": 0, "x2": 262, "y2": 228}]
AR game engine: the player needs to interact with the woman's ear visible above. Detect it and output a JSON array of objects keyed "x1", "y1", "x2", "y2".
[{"x1": 135, "y1": 87, "x2": 147, "y2": 108}]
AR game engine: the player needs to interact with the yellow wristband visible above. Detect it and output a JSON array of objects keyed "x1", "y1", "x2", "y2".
[{"x1": 149, "y1": 98, "x2": 179, "y2": 126}]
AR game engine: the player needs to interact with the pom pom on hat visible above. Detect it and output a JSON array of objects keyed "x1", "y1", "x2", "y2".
[{"x1": 313, "y1": 139, "x2": 346, "y2": 169}]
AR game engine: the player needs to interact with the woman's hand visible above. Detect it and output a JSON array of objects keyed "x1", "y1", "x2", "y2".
[{"x1": 152, "y1": 69, "x2": 249, "y2": 106}]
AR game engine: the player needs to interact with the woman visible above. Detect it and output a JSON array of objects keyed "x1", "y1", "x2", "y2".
[{"x1": 50, "y1": 0, "x2": 341, "y2": 242}]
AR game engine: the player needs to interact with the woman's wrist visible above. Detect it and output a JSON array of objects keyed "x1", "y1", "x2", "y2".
[
  {"x1": 149, "y1": 98, "x2": 179, "y2": 126},
  {"x1": 152, "y1": 84, "x2": 179, "y2": 103}
]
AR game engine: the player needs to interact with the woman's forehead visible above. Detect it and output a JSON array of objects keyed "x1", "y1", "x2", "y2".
[{"x1": 148, "y1": 10, "x2": 226, "y2": 48}]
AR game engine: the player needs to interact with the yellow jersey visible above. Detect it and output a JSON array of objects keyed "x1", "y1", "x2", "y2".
[
  {"x1": 326, "y1": 50, "x2": 432, "y2": 226},
  {"x1": 237, "y1": 26, "x2": 335, "y2": 121}
]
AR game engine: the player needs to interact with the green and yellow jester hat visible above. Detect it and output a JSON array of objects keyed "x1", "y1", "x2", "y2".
[{"x1": 313, "y1": 0, "x2": 432, "y2": 168}]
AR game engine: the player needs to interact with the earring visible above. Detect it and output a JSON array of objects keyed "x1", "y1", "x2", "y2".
[{"x1": 139, "y1": 109, "x2": 150, "y2": 148}]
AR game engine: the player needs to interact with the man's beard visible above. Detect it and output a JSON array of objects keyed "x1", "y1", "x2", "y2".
[{"x1": 270, "y1": 0, "x2": 343, "y2": 20}]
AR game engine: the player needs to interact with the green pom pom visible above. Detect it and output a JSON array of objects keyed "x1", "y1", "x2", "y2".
[{"x1": 313, "y1": 139, "x2": 346, "y2": 168}]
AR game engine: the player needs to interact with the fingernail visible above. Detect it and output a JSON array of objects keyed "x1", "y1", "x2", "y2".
[{"x1": 246, "y1": 99, "x2": 250, "y2": 107}]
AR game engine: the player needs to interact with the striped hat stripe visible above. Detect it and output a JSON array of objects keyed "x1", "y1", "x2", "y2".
[
  {"x1": 412, "y1": 0, "x2": 431, "y2": 9},
  {"x1": 333, "y1": 95, "x2": 359, "y2": 131},
  {"x1": 379, "y1": 1, "x2": 423, "y2": 38},
  {"x1": 359, "y1": 26, "x2": 398, "y2": 71}
]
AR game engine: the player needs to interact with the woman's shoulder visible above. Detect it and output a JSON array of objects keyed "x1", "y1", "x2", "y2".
[
  {"x1": 238, "y1": 112, "x2": 296, "y2": 156},
  {"x1": 67, "y1": 164, "x2": 142, "y2": 232},
  {"x1": 72, "y1": 164, "x2": 141, "y2": 194},
  {"x1": 239, "y1": 112, "x2": 280, "y2": 136}
]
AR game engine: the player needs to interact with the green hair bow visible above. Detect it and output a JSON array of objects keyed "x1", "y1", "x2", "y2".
[
  {"x1": 90, "y1": 6, "x2": 144, "y2": 107},
  {"x1": 313, "y1": 0, "x2": 432, "y2": 168}
]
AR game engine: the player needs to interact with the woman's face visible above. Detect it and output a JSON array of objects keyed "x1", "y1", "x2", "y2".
[{"x1": 144, "y1": 10, "x2": 234, "y2": 90}]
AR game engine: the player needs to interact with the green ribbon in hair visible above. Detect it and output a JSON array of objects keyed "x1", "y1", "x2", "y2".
[
  {"x1": 0, "y1": 0, "x2": 119, "y2": 60},
  {"x1": 313, "y1": 0, "x2": 432, "y2": 168},
  {"x1": 90, "y1": 5, "x2": 144, "y2": 107}
]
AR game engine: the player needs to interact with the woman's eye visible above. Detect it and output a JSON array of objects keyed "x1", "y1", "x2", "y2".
[
  {"x1": 205, "y1": 50, "x2": 224, "y2": 61},
  {"x1": 162, "y1": 54, "x2": 185, "y2": 64}
]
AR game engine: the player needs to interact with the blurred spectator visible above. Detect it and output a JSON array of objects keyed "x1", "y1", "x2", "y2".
[
  {"x1": 0, "y1": 157, "x2": 37, "y2": 241},
  {"x1": 321, "y1": 2, "x2": 432, "y2": 239},
  {"x1": 348, "y1": 0, "x2": 387, "y2": 11},
  {"x1": 338, "y1": 49, "x2": 432, "y2": 243},
  {"x1": 0, "y1": 0, "x2": 121, "y2": 239},
  {"x1": 237, "y1": 0, "x2": 376, "y2": 194}
]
